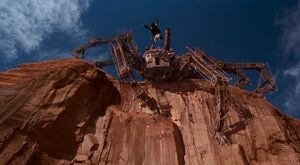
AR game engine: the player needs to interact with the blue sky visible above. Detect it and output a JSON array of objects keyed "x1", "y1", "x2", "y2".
[{"x1": 0, "y1": 0, "x2": 300, "y2": 118}]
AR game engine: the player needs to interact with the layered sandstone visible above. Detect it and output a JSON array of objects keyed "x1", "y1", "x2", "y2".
[{"x1": 0, "y1": 59, "x2": 299, "y2": 165}]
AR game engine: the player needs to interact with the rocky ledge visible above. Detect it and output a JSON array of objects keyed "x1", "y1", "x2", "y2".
[{"x1": 0, "y1": 59, "x2": 299, "y2": 165}]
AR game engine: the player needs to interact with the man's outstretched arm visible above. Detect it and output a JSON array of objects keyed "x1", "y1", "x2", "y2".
[{"x1": 144, "y1": 24, "x2": 151, "y2": 29}]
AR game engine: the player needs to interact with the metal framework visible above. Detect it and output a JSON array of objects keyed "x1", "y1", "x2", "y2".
[
  {"x1": 72, "y1": 32, "x2": 142, "y2": 80},
  {"x1": 179, "y1": 48, "x2": 276, "y2": 95},
  {"x1": 72, "y1": 31, "x2": 277, "y2": 145}
]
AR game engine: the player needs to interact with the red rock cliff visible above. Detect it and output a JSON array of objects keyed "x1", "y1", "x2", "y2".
[{"x1": 0, "y1": 59, "x2": 299, "y2": 165}]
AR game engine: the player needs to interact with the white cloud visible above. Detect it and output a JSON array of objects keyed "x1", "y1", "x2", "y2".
[
  {"x1": 283, "y1": 64, "x2": 300, "y2": 77},
  {"x1": 277, "y1": 1, "x2": 300, "y2": 56},
  {"x1": 283, "y1": 62, "x2": 300, "y2": 90},
  {"x1": 277, "y1": 1, "x2": 300, "y2": 116},
  {"x1": 282, "y1": 63, "x2": 300, "y2": 116},
  {"x1": 0, "y1": 0, "x2": 91, "y2": 61}
]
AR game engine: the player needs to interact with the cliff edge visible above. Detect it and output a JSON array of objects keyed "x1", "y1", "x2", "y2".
[{"x1": 0, "y1": 59, "x2": 299, "y2": 165}]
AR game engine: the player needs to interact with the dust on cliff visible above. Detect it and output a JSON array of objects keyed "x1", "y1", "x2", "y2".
[{"x1": 0, "y1": 59, "x2": 299, "y2": 165}]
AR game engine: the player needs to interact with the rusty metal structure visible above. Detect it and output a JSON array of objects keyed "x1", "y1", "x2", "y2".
[{"x1": 72, "y1": 29, "x2": 277, "y2": 145}]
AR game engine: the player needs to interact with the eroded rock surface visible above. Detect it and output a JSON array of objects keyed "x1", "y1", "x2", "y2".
[{"x1": 0, "y1": 59, "x2": 299, "y2": 165}]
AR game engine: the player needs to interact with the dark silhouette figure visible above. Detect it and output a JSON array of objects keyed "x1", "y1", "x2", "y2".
[{"x1": 144, "y1": 18, "x2": 163, "y2": 43}]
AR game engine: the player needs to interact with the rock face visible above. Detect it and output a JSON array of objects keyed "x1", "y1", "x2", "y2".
[{"x1": 0, "y1": 59, "x2": 299, "y2": 165}]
